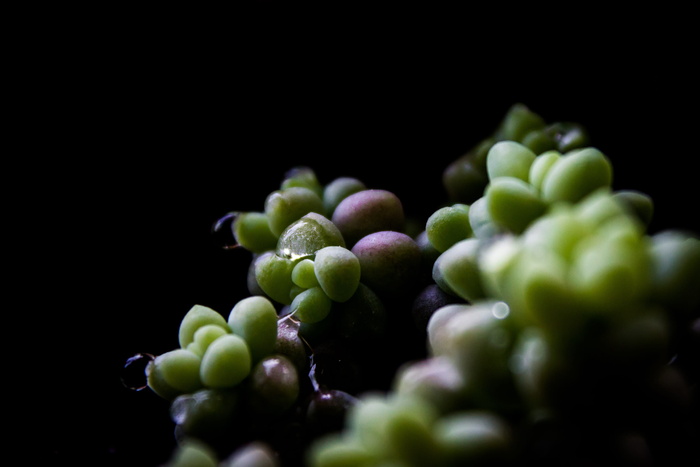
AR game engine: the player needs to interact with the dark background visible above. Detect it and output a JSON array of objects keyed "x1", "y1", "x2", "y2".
[{"x1": 29, "y1": 9, "x2": 698, "y2": 466}]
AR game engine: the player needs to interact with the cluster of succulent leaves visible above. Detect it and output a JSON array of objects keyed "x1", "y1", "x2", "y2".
[
  {"x1": 311, "y1": 142, "x2": 699, "y2": 466},
  {"x1": 143, "y1": 104, "x2": 699, "y2": 467}
]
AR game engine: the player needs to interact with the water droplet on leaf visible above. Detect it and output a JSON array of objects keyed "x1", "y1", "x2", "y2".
[{"x1": 121, "y1": 353, "x2": 154, "y2": 391}]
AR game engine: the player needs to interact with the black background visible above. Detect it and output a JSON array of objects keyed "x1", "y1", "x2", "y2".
[{"x1": 29, "y1": 8, "x2": 698, "y2": 466}]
